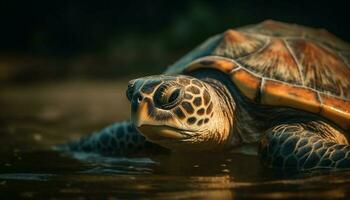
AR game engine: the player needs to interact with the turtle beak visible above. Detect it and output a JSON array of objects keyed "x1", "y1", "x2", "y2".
[
  {"x1": 130, "y1": 94, "x2": 150, "y2": 128},
  {"x1": 130, "y1": 98, "x2": 186, "y2": 141},
  {"x1": 126, "y1": 78, "x2": 169, "y2": 128},
  {"x1": 128, "y1": 89, "x2": 184, "y2": 138},
  {"x1": 126, "y1": 77, "x2": 189, "y2": 141},
  {"x1": 138, "y1": 124, "x2": 185, "y2": 140},
  {"x1": 128, "y1": 89, "x2": 160, "y2": 128}
]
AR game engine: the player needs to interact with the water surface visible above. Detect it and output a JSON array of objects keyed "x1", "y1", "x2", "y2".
[{"x1": 1, "y1": 81, "x2": 350, "y2": 199}]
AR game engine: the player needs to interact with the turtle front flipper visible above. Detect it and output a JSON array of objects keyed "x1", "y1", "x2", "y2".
[
  {"x1": 56, "y1": 121, "x2": 167, "y2": 156},
  {"x1": 259, "y1": 122, "x2": 350, "y2": 171}
]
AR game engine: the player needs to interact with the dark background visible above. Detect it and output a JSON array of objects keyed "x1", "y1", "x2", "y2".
[{"x1": 0, "y1": 0, "x2": 349, "y2": 83}]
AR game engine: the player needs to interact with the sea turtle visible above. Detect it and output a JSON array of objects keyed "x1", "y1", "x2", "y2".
[{"x1": 62, "y1": 20, "x2": 350, "y2": 171}]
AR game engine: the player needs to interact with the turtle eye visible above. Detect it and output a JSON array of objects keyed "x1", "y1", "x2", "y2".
[
  {"x1": 168, "y1": 89, "x2": 180, "y2": 104},
  {"x1": 154, "y1": 84, "x2": 182, "y2": 109}
]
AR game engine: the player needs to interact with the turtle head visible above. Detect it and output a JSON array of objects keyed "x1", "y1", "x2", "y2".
[{"x1": 126, "y1": 75, "x2": 233, "y2": 151}]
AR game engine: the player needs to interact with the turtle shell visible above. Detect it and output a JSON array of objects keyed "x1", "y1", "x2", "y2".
[{"x1": 166, "y1": 20, "x2": 350, "y2": 131}]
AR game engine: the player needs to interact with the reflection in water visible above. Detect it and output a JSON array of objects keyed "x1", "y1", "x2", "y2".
[
  {"x1": 0, "y1": 173, "x2": 55, "y2": 181},
  {"x1": 1, "y1": 82, "x2": 350, "y2": 199},
  {"x1": 155, "y1": 189, "x2": 235, "y2": 200}
]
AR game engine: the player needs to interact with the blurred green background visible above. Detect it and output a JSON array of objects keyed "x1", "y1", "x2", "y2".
[{"x1": 0, "y1": 0, "x2": 349, "y2": 83}]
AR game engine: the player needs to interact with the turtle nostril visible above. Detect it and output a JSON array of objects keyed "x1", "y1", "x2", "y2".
[
  {"x1": 131, "y1": 93, "x2": 143, "y2": 112},
  {"x1": 132, "y1": 93, "x2": 144, "y2": 104},
  {"x1": 137, "y1": 95, "x2": 143, "y2": 103}
]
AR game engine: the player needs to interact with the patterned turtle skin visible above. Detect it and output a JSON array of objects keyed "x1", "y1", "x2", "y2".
[{"x1": 61, "y1": 20, "x2": 350, "y2": 172}]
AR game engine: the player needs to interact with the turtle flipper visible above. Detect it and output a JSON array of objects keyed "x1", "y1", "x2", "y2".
[
  {"x1": 259, "y1": 123, "x2": 350, "y2": 171},
  {"x1": 57, "y1": 121, "x2": 166, "y2": 156}
]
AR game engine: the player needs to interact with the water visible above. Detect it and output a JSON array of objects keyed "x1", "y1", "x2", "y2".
[{"x1": 1, "y1": 81, "x2": 350, "y2": 199}]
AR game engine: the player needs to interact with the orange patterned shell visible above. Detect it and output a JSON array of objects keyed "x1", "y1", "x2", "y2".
[{"x1": 166, "y1": 20, "x2": 350, "y2": 131}]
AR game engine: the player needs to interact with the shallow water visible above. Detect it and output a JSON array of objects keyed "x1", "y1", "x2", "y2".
[{"x1": 1, "y1": 81, "x2": 350, "y2": 200}]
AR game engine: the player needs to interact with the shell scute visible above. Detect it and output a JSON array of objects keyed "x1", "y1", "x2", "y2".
[
  {"x1": 186, "y1": 56, "x2": 238, "y2": 73},
  {"x1": 230, "y1": 68, "x2": 261, "y2": 101},
  {"x1": 287, "y1": 38, "x2": 350, "y2": 99},
  {"x1": 320, "y1": 94, "x2": 350, "y2": 131},
  {"x1": 261, "y1": 80, "x2": 321, "y2": 113},
  {"x1": 238, "y1": 38, "x2": 302, "y2": 85},
  {"x1": 170, "y1": 20, "x2": 350, "y2": 130},
  {"x1": 213, "y1": 30, "x2": 267, "y2": 59}
]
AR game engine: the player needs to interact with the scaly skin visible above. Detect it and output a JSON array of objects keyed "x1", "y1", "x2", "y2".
[
  {"x1": 59, "y1": 121, "x2": 166, "y2": 156},
  {"x1": 260, "y1": 122, "x2": 350, "y2": 171}
]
